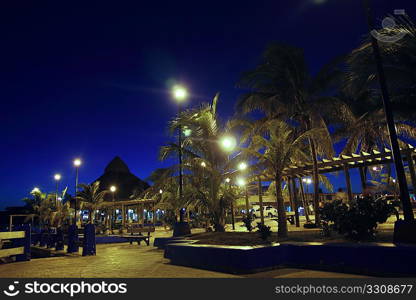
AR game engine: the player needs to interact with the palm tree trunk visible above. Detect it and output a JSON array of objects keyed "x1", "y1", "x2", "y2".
[
  {"x1": 275, "y1": 174, "x2": 288, "y2": 238},
  {"x1": 290, "y1": 178, "x2": 300, "y2": 227},
  {"x1": 299, "y1": 178, "x2": 311, "y2": 222},
  {"x1": 258, "y1": 176, "x2": 265, "y2": 225},
  {"x1": 309, "y1": 138, "x2": 321, "y2": 226}
]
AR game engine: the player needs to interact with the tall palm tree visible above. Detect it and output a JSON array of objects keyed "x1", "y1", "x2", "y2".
[
  {"x1": 160, "y1": 94, "x2": 239, "y2": 231},
  {"x1": 237, "y1": 43, "x2": 345, "y2": 225},
  {"x1": 76, "y1": 182, "x2": 108, "y2": 224},
  {"x1": 241, "y1": 119, "x2": 318, "y2": 237},
  {"x1": 143, "y1": 168, "x2": 191, "y2": 221},
  {"x1": 336, "y1": 91, "x2": 416, "y2": 155},
  {"x1": 345, "y1": 14, "x2": 416, "y2": 120}
]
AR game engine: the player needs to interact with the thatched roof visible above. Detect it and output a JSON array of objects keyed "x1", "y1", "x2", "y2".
[{"x1": 94, "y1": 156, "x2": 150, "y2": 201}]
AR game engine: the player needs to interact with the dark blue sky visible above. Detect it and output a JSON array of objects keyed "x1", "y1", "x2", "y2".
[{"x1": 0, "y1": 0, "x2": 414, "y2": 209}]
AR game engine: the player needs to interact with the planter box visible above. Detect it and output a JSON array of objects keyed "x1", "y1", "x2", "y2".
[{"x1": 165, "y1": 241, "x2": 416, "y2": 276}]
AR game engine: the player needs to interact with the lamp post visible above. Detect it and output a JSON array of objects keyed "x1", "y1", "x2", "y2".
[
  {"x1": 237, "y1": 177, "x2": 250, "y2": 217},
  {"x1": 54, "y1": 173, "x2": 61, "y2": 207},
  {"x1": 220, "y1": 135, "x2": 237, "y2": 229},
  {"x1": 73, "y1": 158, "x2": 82, "y2": 225},
  {"x1": 172, "y1": 85, "x2": 187, "y2": 222},
  {"x1": 238, "y1": 162, "x2": 250, "y2": 216},
  {"x1": 302, "y1": 178, "x2": 312, "y2": 197},
  {"x1": 110, "y1": 185, "x2": 116, "y2": 234},
  {"x1": 225, "y1": 177, "x2": 235, "y2": 230}
]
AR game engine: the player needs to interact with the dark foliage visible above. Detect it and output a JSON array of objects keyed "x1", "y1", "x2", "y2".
[
  {"x1": 256, "y1": 222, "x2": 272, "y2": 241},
  {"x1": 318, "y1": 196, "x2": 396, "y2": 240},
  {"x1": 242, "y1": 214, "x2": 254, "y2": 232}
]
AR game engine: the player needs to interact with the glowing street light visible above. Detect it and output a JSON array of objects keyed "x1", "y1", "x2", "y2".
[
  {"x1": 236, "y1": 177, "x2": 246, "y2": 187},
  {"x1": 159, "y1": 189, "x2": 163, "y2": 194},
  {"x1": 302, "y1": 177, "x2": 312, "y2": 196},
  {"x1": 73, "y1": 159, "x2": 82, "y2": 167},
  {"x1": 201, "y1": 161, "x2": 206, "y2": 168},
  {"x1": 236, "y1": 177, "x2": 250, "y2": 217},
  {"x1": 31, "y1": 187, "x2": 40, "y2": 194},
  {"x1": 304, "y1": 178, "x2": 312, "y2": 184},
  {"x1": 109, "y1": 185, "x2": 117, "y2": 233},
  {"x1": 183, "y1": 126, "x2": 192, "y2": 137},
  {"x1": 225, "y1": 177, "x2": 231, "y2": 183},
  {"x1": 54, "y1": 173, "x2": 61, "y2": 206},
  {"x1": 171, "y1": 85, "x2": 189, "y2": 222},
  {"x1": 172, "y1": 85, "x2": 188, "y2": 102},
  {"x1": 220, "y1": 136, "x2": 237, "y2": 152},
  {"x1": 73, "y1": 158, "x2": 82, "y2": 225},
  {"x1": 238, "y1": 162, "x2": 248, "y2": 171}
]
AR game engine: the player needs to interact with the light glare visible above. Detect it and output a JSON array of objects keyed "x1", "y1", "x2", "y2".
[
  {"x1": 236, "y1": 177, "x2": 246, "y2": 187},
  {"x1": 172, "y1": 85, "x2": 187, "y2": 102},
  {"x1": 238, "y1": 162, "x2": 247, "y2": 171},
  {"x1": 73, "y1": 159, "x2": 82, "y2": 167},
  {"x1": 220, "y1": 136, "x2": 236, "y2": 152}
]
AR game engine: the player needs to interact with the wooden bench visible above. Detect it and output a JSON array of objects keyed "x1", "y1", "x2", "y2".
[{"x1": 124, "y1": 226, "x2": 155, "y2": 246}]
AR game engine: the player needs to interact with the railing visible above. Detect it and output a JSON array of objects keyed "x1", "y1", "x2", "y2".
[{"x1": 0, "y1": 224, "x2": 31, "y2": 262}]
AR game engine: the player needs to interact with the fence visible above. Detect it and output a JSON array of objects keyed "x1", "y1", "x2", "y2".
[{"x1": 0, "y1": 224, "x2": 31, "y2": 262}]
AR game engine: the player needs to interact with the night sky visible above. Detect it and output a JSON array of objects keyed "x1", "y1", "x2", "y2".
[{"x1": 1, "y1": 0, "x2": 414, "y2": 209}]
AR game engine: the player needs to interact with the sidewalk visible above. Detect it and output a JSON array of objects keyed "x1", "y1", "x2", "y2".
[{"x1": 0, "y1": 243, "x2": 367, "y2": 278}]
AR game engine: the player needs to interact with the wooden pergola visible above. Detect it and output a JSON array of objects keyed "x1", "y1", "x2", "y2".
[
  {"x1": 281, "y1": 144, "x2": 416, "y2": 203},
  {"x1": 100, "y1": 198, "x2": 157, "y2": 229}
]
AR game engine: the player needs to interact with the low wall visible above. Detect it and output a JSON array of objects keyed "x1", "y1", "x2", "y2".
[{"x1": 164, "y1": 241, "x2": 416, "y2": 276}]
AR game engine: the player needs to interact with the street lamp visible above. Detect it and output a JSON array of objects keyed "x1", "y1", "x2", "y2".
[
  {"x1": 172, "y1": 85, "x2": 188, "y2": 223},
  {"x1": 237, "y1": 177, "x2": 250, "y2": 217},
  {"x1": 73, "y1": 158, "x2": 82, "y2": 225},
  {"x1": 201, "y1": 161, "x2": 206, "y2": 168},
  {"x1": 172, "y1": 85, "x2": 187, "y2": 102},
  {"x1": 302, "y1": 177, "x2": 312, "y2": 193},
  {"x1": 238, "y1": 162, "x2": 248, "y2": 171},
  {"x1": 220, "y1": 136, "x2": 237, "y2": 152},
  {"x1": 110, "y1": 185, "x2": 117, "y2": 233},
  {"x1": 225, "y1": 177, "x2": 234, "y2": 230},
  {"x1": 159, "y1": 189, "x2": 163, "y2": 194},
  {"x1": 54, "y1": 173, "x2": 61, "y2": 207},
  {"x1": 183, "y1": 126, "x2": 192, "y2": 137},
  {"x1": 31, "y1": 187, "x2": 40, "y2": 194}
]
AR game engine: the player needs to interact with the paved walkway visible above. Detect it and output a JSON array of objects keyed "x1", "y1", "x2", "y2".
[
  {"x1": 0, "y1": 224, "x2": 381, "y2": 278},
  {"x1": 0, "y1": 242, "x2": 367, "y2": 278}
]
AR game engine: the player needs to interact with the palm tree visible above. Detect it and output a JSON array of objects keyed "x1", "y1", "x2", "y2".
[
  {"x1": 345, "y1": 14, "x2": 416, "y2": 120},
  {"x1": 241, "y1": 119, "x2": 318, "y2": 237},
  {"x1": 335, "y1": 90, "x2": 416, "y2": 155},
  {"x1": 237, "y1": 43, "x2": 344, "y2": 226},
  {"x1": 160, "y1": 94, "x2": 239, "y2": 231},
  {"x1": 143, "y1": 168, "x2": 190, "y2": 222},
  {"x1": 76, "y1": 182, "x2": 108, "y2": 224}
]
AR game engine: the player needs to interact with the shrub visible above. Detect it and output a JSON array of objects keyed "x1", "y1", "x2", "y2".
[
  {"x1": 242, "y1": 214, "x2": 254, "y2": 232},
  {"x1": 318, "y1": 196, "x2": 396, "y2": 241},
  {"x1": 257, "y1": 222, "x2": 272, "y2": 241}
]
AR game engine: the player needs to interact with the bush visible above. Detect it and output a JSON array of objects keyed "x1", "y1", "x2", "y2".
[
  {"x1": 318, "y1": 196, "x2": 396, "y2": 241},
  {"x1": 257, "y1": 222, "x2": 272, "y2": 241},
  {"x1": 162, "y1": 211, "x2": 177, "y2": 228},
  {"x1": 242, "y1": 214, "x2": 254, "y2": 232}
]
